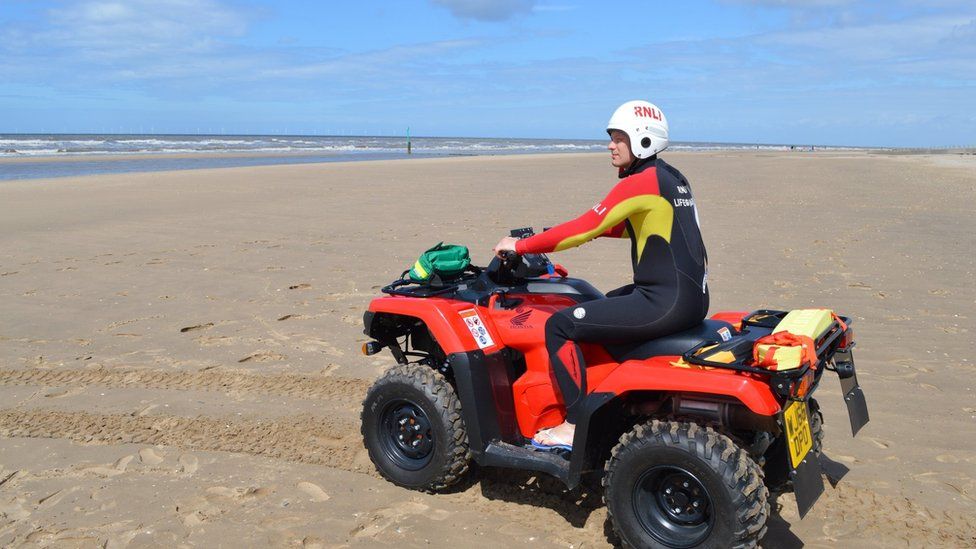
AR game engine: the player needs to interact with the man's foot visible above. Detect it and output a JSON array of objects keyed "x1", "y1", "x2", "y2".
[{"x1": 531, "y1": 421, "x2": 575, "y2": 451}]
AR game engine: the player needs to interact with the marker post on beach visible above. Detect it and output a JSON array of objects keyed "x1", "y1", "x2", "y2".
[{"x1": 407, "y1": 127, "x2": 412, "y2": 154}]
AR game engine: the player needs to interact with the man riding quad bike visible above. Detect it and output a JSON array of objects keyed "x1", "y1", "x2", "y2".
[
  {"x1": 360, "y1": 243, "x2": 868, "y2": 547},
  {"x1": 493, "y1": 100, "x2": 708, "y2": 454},
  {"x1": 359, "y1": 102, "x2": 869, "y2": 548}
]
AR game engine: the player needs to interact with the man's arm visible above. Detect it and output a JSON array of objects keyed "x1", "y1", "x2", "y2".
[
  {"x1": 600, "y1": 221, "x2": 628, "y2": 238},
  {"x1": 515, "y1": 174, "x2": 659, "y2": 255}
]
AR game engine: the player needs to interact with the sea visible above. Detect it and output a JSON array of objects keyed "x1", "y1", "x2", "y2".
[{"x1": 0, "y1": 133, "x2": 836, "y2": 181}]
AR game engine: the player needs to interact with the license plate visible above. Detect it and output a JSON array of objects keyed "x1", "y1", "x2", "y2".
[{"x1": 784, "y1": 400, "x2": 813, "y2": 469}]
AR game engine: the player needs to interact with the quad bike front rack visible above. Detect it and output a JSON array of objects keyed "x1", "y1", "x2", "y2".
[{"x1": 380, "y1": 267, "x2": 483, "y2": 298}]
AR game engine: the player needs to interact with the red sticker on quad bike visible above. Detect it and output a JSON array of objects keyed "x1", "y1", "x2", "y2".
[{"x1": 459, "y1": 309, "x2": 495, "y2": 350}]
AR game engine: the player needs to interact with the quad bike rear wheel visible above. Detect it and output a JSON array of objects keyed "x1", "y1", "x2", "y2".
[
  {"x1": 604, "y1": 420, "x2": 769, "y2": 548},
  {"x1": 809, "y1": 397, "x2": 824, "y2": 457},
  {"x1": 361, "y1": 363, "x2": 470, "y2": 491}
]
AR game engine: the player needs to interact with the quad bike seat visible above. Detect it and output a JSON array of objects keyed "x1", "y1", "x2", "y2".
[{"x1": 605, "y1": 319, "x2": 734, "y2": 362}]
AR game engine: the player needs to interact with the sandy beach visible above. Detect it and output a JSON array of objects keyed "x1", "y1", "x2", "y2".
[{"x1": 1, "y1": 151, "x2": 974, "y2": 547}]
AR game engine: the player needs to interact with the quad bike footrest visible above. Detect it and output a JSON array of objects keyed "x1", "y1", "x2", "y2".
[{"x1": 482, "y1": 441, "x2": 570, "y2": 483}]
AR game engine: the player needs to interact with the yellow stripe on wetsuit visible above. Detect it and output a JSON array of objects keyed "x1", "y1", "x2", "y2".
[{"x1": 553, "y1": 194, "x2": 673, "y2": 263}]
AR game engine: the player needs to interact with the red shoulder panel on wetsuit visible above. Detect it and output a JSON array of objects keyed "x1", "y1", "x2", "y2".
[{"x1": 515, "y1": 168, "x2": 660, "y2": 255}]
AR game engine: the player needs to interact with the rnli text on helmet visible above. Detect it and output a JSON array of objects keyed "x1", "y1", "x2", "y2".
[{"x1": 634, "y1": 106, "x2": 662, "y2": 120}]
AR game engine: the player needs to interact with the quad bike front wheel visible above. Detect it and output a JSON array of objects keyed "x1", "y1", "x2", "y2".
[
  {"x1": 361, "y1": 363, "x2": 470, "y2": 491},
  {"x1": 604, "y1": 420, "x2": 769, "y2": 548}
]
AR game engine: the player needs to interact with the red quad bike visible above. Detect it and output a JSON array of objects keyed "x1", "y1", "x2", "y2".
[{"x1": 360, "y1": 229, "x2": 869, "y2": 548}]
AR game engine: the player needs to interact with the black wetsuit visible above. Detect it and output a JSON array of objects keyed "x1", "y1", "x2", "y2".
[{"x1": 514, "y1": 156, "x2": 709, "y2": 422}]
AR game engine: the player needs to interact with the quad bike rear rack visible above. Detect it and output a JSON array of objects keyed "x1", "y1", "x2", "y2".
[{"x1": 682, "y1": 309, "x2": 853, "y2": 382}]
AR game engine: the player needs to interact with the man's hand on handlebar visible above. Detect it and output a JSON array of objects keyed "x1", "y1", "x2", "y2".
[{"x1": 493, "y1": 236, "x2": 519, "y2": 258}]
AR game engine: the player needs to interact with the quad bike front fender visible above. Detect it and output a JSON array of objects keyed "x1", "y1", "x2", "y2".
[{"x1": 366, "y1": 296, "x2": 500, "y2": 355}]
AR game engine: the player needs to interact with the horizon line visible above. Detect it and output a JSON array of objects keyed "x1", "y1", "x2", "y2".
[{"x1": 3, "y1": 131, "x2": 965, "y2": 150}]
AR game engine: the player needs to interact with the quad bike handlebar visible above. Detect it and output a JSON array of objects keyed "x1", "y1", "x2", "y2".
[
  {"x1": 494, "y1": 249, "x2": 521, "y2": 275},
  {"x1": 497, "y1": 249, "x2": 518, "y2": 265},
  {"x1": 488, "y1": 249, "x2": 555, "y2": 285}
]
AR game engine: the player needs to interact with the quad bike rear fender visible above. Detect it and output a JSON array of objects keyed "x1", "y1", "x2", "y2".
[
  {"x1": 592, "y1": 357, "x2": 782, "y2": 416},
  {"x1": 559, "y1": 375, "x2": 781, "y2": 491}
]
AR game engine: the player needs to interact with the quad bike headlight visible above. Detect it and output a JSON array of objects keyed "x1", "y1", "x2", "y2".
[{"x1": 362, "y1": 341, "x2": 385, "y2": 356}]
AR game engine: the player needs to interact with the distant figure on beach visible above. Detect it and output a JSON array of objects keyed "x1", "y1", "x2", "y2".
[{"x1": 493, "y1": 100, "x2": 709, "y2": 451}]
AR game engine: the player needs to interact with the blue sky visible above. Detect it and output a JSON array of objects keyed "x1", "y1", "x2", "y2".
[{"x1": 1, "y1": 0, "x2": 974, "y2": 146}]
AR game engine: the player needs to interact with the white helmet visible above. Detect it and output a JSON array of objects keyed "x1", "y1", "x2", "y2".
[{"x1": 606, "y1": 100, "x2": 669, "y2": 159}]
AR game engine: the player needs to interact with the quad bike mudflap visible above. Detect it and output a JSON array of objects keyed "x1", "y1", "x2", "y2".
[
  {"x1": 359, "y1": 231, "x2": 869, "y2": 548},
  {"x1": 684, "y1": 309, "x2": 870, "y2": 517}
]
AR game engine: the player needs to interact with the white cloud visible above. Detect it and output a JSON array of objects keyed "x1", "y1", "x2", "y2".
[
  {"x1": 631, "y1": 11, "x2": 976, "y2": 93},
  {"x1": 0, "y1": 0, "x2": 261, "y2": 91},
  {"x1": 740, "y1": 13, "x2": 976, "y2": 88},
  {"x1": 256, "y1": 39, "x2": 484, "y2": 80},
  {"x1": 430, "y1": 0, "x2": 536, "y2": 22},
  {"x1": 44, "y1": 0, "x2": 247, "y2": 58}
]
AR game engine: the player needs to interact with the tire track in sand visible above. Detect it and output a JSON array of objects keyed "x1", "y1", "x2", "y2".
[
  {"x1": 815, "y1": 484, "x2": 976, "y2": 546},
  {"x1": 0, "y1": 408, "x2": 364, "y2": 471},
  {"x1": 0, "y1": 367, "x2": 369, "y2": 403},
  {"x1": 0, "y1": 408, "x2": 606, "y2": 546},
  {"x1": 1, "y1": 408, "x2": 972, "y2": 547}
]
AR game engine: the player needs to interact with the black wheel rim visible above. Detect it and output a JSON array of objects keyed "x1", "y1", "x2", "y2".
[
  {"x1": 378, "y1": 399, "x2": 435, "y2": 471},
  {"x1": 632, "y1": 465, "x2": 714, "y2": 547}
]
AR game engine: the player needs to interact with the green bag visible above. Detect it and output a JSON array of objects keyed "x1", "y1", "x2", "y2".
[{"x1": 409, "y1": 242, "x2": 471, "y2": 283}]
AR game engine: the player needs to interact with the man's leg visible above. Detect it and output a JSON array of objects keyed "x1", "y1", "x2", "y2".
[
  {"x1": 544, "y1": 312, "x2": 587, "y2": 424},
  {"x1": 535, "y1": 291, "x2": 675, "y2": 447}
]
